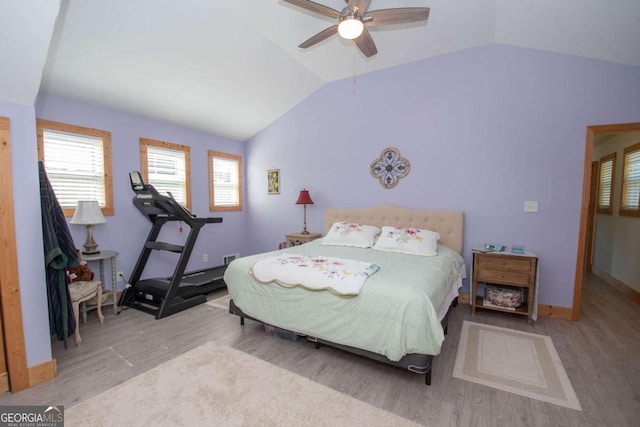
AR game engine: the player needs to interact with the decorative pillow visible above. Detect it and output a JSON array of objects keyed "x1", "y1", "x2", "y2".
[
  {"x1": 372, "y1": 226, "x2": 440, "y2": 256},
  {"x1": 321, "y1": 222, "x2": 381, "y2": 248}
]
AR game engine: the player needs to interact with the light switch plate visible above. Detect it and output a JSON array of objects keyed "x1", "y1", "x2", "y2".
[{"x1": 524, "y1": 201, "x2": 539, "y2": 213}]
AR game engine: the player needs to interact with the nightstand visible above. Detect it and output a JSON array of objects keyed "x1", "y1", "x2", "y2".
[
  {"x1": 285, "y1": 232, "x2": 321, "y2": 247},
  {"x1": 82, "y1": 250, "x2": 119, "y2": 317},
  {"x1": 471, "y1": 249, "x2": 538, "y2": 324}
]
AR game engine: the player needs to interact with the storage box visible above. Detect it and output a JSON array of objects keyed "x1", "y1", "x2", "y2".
[
  {"x1": 274, "y1": 327, "x2": 300, "y2": 341},
  {"x1": 264, "y1": 324, "x2": 299, "y2": 341},
  {"x1": 264, "y1": 324, "x2": 275, "y2": 336},
  {"x1": 484, "y1": 285, "x2": 523, "y2": 309}
]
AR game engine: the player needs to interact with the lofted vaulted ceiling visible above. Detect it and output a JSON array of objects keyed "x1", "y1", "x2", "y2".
[{"x1": 1, "y1": 0, "x2": 639, "y2": 141}]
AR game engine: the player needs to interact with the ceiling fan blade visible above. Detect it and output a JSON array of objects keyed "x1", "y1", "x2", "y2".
[
  {"x1": 348, "y1": 0, "x2": 372, "y2": 14},
  {"x1": 282, "y1": 0, "x2": 341, "y2": 19},
  {"x1": 299, "y1": 25, "x2": 339, "y2": 48},
  {"x1": 365, "y1": 8, "x2": 430, "y2": 27},
  {"x1": 354, "y1": 27, "x2": 377, "y2": 57}
]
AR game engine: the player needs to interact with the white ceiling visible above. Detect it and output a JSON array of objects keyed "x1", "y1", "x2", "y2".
[{"x1": 2, "y1": 0, "x2": 639, "y2": 141}]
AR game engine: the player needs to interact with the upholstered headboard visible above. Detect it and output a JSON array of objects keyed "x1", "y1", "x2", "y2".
[{"x1": 324, "y1": 205, "x2": 464, "y2": 254}]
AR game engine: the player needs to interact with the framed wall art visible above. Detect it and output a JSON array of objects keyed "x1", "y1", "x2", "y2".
[
  {"x1": 370, "y1": 147, "x2": 411, "y2": 189},
  {"x1": 267, "y1": 169, "x2": 280, "y2": 194}
]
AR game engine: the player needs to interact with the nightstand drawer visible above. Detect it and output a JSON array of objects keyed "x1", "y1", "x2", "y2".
[
  {"x1": 476, "y1": 256, "x2": 534, "y2": 273},
  {"x1": 476, "y1": 269, "x2": 532, "y2": 286}
]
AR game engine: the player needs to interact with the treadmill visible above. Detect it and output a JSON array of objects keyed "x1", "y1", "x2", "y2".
[{"x1": 120, "y1": 171, "x2": 226, "y2": 319}]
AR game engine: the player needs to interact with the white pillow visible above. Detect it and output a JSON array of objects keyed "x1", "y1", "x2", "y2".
[
  {"x1": 372, "y1": 226, "x2": 440, "y2": 256},
  {"x1": 321, "y1": 222, "x2": 380, "y2": 248}
]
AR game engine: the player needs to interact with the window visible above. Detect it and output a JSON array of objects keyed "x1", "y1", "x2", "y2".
[
  {"x1": 620, "y1": 142, "x2": 640, "y2": 217},
  {"x1": 597, "y1": 153, "x2": 616, "y2": 214},
  {"x1": 140, "y1": 138, "x2": 191, "y2": 210},
  {"x1": 209, "y1": 150, "x2": 242, "y2": 211},
  {"x1": 36, "y1": 119, "x2": 113, "y2": 216}
]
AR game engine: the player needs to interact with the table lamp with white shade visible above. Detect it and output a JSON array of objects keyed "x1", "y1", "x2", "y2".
[{"x1": 70, "y1": 200, "x2": 106, "y2": 254}]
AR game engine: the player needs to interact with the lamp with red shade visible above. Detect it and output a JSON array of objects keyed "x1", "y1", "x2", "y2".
[{"x1": 295, "y1": 189, "x2": 314, "y2": 235}]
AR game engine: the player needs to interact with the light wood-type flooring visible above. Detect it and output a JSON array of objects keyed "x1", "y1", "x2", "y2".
[{"x1": 1, "y1": 273, "x2": 638, "y2": 426}]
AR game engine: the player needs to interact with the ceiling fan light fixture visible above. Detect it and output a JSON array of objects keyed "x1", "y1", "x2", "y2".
[{"x1": 338, "y1": 16, "x2": 364, "y2": 40}]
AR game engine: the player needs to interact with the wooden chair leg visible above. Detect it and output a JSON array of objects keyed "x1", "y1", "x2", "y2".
[
  {"x1": 95, "y1": 287, "x2": 104, "y2": 324},
  {"x1": 73, "y1": 301, "x2": 81, "y2": 346}
]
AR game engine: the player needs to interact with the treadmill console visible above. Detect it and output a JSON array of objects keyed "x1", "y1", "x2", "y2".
[
  {"x1": 130, "y1": 170, "x2": 144, "y2": 191},
  {"x1": 129, "y1": 170, "x2": 188, "y2": 220},
  {"x1": 129, "y1": 171, "x2": 159, "y2": 195}
]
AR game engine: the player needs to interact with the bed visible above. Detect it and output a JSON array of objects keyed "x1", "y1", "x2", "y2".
[{"x1": 224, "y1": 205, "x2": 465, "y2": 384}]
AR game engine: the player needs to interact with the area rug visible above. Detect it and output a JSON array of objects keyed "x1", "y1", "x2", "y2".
[
  {"x1": 66, "y1": 340, "x2": 418, "y2": 426},
  {"x1": 453, "y1": 320, "x2": 581, "y2": 411},
  {"x1": 205, "y1": 293, "x2": 231, "y2": 310}
]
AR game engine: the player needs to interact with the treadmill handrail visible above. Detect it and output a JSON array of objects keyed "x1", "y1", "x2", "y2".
[
  {"x1": 202, "y1": 217, "x2": 223, "y2": 224},
  {"x1": 132, "y1": 194, "x2": 222, "y2": 227}
]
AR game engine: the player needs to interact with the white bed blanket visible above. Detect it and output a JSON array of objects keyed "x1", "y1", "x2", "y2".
[{"x1": 250, "y1": 253, "x2": 379, "y2": 296}]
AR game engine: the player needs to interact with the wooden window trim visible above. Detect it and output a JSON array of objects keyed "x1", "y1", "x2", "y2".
[
  {"x1": 619, "y1": 142, "x2": 640, "y2": 217},
  {"x1": 36, "y1": 119, "x2": 114, "y2": 217},
  {"x1": 139, "y1": 137, "x2": 192, "y2": 211},
  {"x1": 596, "y1": 152, "x2": 616, "y2": 215},
  {"x1": 209, "y1": 150, "x2": 243, "y2": 212}
]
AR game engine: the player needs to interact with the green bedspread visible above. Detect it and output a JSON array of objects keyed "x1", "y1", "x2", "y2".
[{"x1": 224, "y1": 239, "x2": 464, "y2": 361}]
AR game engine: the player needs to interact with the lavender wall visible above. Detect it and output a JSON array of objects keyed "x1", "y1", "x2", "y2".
[
  {"x1": 245, "y1": 44, "x2": 640, "y2": 308},
  {"x1": 0, "y1": 100, "x2": 51, "y2": 367},
  {"x1": 35, "y1": 95, "x2": 247, "y2": 295},
  {"x1": 1, "y1": 94, "x2": 246, "y2": 368}
]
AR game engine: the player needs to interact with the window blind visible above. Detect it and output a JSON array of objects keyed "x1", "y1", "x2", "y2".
[
  {"x1": 621, "y1": 146, "x2": 640, "y2": 210},
  {"x1": 43, "y1": 129, "x2": 106, "y2": 208},
  {"x1": 598, "y1": 158, "x2": 613, "y2": 210},
  {"x1": 212, "y1": 157, "x2": 239, "y2": 206},
  {"x1": 147, "y1": 146, "x2": 187, "y2": 205}
]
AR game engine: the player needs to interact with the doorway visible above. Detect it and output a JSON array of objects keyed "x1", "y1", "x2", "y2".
[{"x1": 573, "y1": 122, "x2": 640, "y2": 320}]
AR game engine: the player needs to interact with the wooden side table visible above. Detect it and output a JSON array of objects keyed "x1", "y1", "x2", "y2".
[
  {"x1": 82, "y1": 250, "x2": 119, "y2": 317},
  {"x1": 285, "y1": 232, "x2": 321, "y2": 247},
  {"x1": 471, "y1": 249, "x2": 538, "y2": 324}
]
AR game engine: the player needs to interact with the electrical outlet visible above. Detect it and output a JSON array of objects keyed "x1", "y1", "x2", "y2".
[
  {"x1": 117, "y1": 271, "x2": 126, "y2": 282},
  {"x1": 203, "y1": 254, "x2": 208, "y2": 262},
  {"x1": 524, "y1": 201, "x2": 539, "y2": 213}
]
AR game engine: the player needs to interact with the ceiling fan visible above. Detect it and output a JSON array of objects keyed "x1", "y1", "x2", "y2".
[{"x1": 282, "y1": 0, "x2": 430, "y2": 57}]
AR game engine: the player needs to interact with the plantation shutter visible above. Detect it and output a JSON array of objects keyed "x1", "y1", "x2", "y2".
[
  {"x1": 621, "y1": 145, "x2": 640, "y2": 211},
  {"x1": 213, "y1": 156, "x2": 239, "y2": 206},
  {"x1": 597, "y1": 156, "x2": 614, "y2": 212},
  {"x1": 147, "y1": 146, "x2": 187, "y2": 205},
  {"x1": 42, "y1": 129, "x2": 105, "y2": 208}
]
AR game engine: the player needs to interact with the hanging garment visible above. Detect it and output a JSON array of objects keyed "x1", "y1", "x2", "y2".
[{"x1": 39, "y1": 161, "x2": 79, "y2": 348}]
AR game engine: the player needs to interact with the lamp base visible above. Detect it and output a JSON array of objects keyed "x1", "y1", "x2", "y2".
[
  {"x1": 82, "y1": 225, "x2": 101, "y2": 255},
  {"x1": 300, "y1": 204, "x2": 310, "y2": 235}
]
